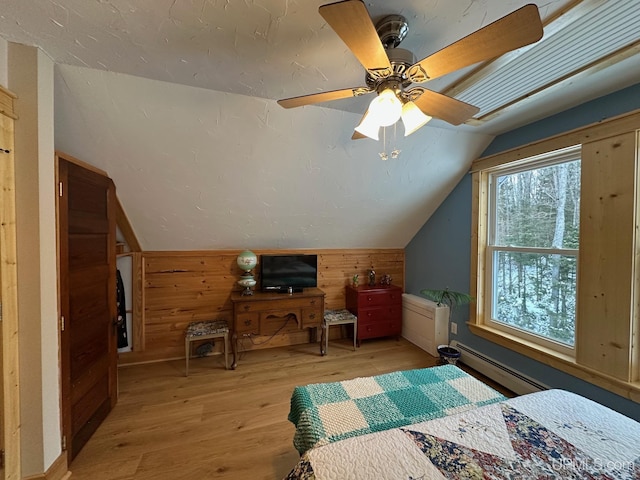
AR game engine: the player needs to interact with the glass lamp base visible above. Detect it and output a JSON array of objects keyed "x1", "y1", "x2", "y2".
[
  {"x1": 238, "y1": 274, "x2": 256, "y2": 296},
  {"x1": 241, "y1": 286, "x2": 254, "y2": 296}
]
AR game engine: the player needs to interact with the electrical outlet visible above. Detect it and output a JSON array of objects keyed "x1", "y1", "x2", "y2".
[{"x1": 450, "y1": 322, "x2": 458, "y2": 335}]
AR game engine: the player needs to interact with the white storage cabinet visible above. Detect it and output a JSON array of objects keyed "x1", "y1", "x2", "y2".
[{"x1": 401, "y1": 293, "x2": 449, "y2": 357}]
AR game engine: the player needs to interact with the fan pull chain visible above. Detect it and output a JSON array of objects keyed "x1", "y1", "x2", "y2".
[
  {"x1": 379, "y1": 127, "x2": 388, "y2": 160},
  {"x1": 391, "y1": 123, "x2": 401, "y2": 159},
  {"x1": 378, "y1": 125, "x2": 401, "y2": 161}
]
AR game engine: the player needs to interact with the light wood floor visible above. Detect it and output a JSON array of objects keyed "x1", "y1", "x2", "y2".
[{"x1": 68, "y1": 337, "x2": 514, "y2": 480}]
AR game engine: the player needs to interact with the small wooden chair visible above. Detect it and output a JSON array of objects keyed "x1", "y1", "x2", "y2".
[
  {"x1": 185, "y1": 320, "x2": 229, "y2": 375},
  {"x1": 321, "y1": 309, "x2": 357, "y2": 355}
]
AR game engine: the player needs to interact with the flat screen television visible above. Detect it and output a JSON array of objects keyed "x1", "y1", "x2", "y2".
[{"x1": 260, "y1": 254, "x2": 317, "y2": 293}]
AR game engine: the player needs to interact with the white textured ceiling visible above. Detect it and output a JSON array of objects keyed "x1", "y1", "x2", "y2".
[{"x1": 2, "y1": 0, "x2": 639, "y2": 250}]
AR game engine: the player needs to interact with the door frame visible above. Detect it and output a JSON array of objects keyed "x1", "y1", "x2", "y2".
[{"x1": 0, "y1": 86, "x2": 21, "y2": 479}]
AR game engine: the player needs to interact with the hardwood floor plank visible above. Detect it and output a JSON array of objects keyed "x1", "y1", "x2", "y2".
[{"x1": 69, "y1": 338, "x2": 513, "y2": 479}]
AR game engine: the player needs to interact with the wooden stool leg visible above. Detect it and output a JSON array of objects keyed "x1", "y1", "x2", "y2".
[
  {"x1": 223, "y1": 333, "x2": 229, "y2": 370},
  {"x1": 185, "y1": 336, "x2": 190, "y2": 377},
  {"x1": 353, "y1": 321, "x2": 357, "y2": 350}
]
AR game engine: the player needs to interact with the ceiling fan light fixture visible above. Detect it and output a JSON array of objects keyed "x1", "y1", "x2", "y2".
[
  {"x1": 401, "y1": 101, "x2": 432, "y2": 136},
  {"x1": 354, "y1": 111, "x2": 380, "y2": 141},
  {"x1": 368, "y1": 88, "x2": 402, "y2": 127}
]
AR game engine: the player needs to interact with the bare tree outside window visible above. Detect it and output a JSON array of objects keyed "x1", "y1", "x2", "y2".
[{"x1": 489, "y1": 157, "x2": 580, "y2": 348}]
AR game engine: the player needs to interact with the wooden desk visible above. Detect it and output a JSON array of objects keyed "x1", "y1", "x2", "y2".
[{"x1": 230, "y1": 288, "x2": 325, "y2": 369}]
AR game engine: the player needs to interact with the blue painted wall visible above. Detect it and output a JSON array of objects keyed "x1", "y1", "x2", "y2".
[{"x1": 405, "y1": 83, "x2": 640, "y2": 421}]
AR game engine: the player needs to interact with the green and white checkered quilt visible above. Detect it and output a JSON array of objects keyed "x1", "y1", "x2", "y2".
[{"x1": 288, "y1": 364, "x2": 506, "y2": 454}]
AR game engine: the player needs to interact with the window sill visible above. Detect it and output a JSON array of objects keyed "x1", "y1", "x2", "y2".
[{"x1": 468, "y1": 323, "x2": 640, "y2": 403}]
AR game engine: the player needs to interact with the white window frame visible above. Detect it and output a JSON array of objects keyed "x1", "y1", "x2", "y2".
[{"x1": 483, "y1": 146, "x2": 581, "y2": 357}]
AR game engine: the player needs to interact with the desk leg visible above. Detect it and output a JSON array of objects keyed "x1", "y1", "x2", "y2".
[
  {"x1": 320, "y1": 325, "x2": 326, "y2": 356},
  {"x1": 231, "y1": 331, "x2": 238, "y2": 370}
]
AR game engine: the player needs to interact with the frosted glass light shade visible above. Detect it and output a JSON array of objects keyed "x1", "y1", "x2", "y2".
[
  {"x1": 401, "y1": 101, "x2": 432, "y2": 136},
  {"x1": 367, "y1": 89, "x2": 402, "y2": 127},
  {"x1": 354, "y1": 111, "x2": 380, "y2": 141}
]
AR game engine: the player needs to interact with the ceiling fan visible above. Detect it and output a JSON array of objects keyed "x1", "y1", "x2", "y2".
[{"x1": 278, "y1": 1, "x2": 543, "y2": 140}]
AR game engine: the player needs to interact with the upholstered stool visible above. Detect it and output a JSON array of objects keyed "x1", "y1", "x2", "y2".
[
  {"x1": 185, "y1": 320, "x2": 229, "y2": 375},
  {"x1": 321, "y1": 309, "x2": 357, "y2": 355}
]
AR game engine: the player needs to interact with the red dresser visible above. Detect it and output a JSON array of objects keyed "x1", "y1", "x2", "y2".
[{"x1": 346, "y1": 285, "x2": 402, "y2": 344}]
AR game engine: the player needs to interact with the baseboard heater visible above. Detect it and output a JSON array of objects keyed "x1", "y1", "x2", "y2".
[{"x1": 450, "y1": 341, "x2": 549, "y2": 395}]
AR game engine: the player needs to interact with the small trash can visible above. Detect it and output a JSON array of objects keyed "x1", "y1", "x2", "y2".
[{"x1": 437, "y1": 344, "x2": 461, "y2": 365}]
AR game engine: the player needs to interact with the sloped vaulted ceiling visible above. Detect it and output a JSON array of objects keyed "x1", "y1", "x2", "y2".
[
  {"x1": 53, "y1": 65, "x2": 492, "y2": 250},
  {"x1": 3, "y1": 0, "x2": 640, "y2": 250}
]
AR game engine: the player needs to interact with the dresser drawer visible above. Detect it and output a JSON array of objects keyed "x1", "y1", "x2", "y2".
[
  {"x1": 358, "y1": 319, "x2": 401, "y2": 340},
  {"x1": 235, "y1": 312, "x2": 259, "y2": 334},
  {"x1": 357, "y1": 289, "x2": 401, "y2": 307},
  {"x1": 301, "y1": 307, "x2": 322, "y2": 327},
  {"x1": 357, "y1": 305, "x2": 402, "y2": 325},
  {"x1": 357, "y1": 291, "x2": 392, "y2": 308},
  {"x1": 357, "y1": 307, "x2": 386, "y2": 325}
]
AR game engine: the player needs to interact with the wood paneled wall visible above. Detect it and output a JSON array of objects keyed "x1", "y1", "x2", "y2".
[{"x1": 118, "y1": 249, "x2": 404, "y2": 365}]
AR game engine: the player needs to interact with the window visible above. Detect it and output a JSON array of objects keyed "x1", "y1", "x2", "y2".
[
  {"x1": 485, "y1": 146, "x2": 581, "y2": 356},
  {"x1": 470, "y1": 114, "x2": 640, "y2": 399}
]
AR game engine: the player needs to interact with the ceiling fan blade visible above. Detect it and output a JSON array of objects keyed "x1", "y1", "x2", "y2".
[
  {"x1": 408, "y1": 4, "x2": 543, "y2": 83},
  {"x1": 412, "y1": 89, "x2": 479, "y2": 125},
  {"x1": 278, "y1": 87, "x2": 371, "y2": 109},
  {"x1": 352, "y1": 130, "x2": 367, "y2": 140},
  {"x1": 319, "y1": 0, "x2": 392, "y2": 75}
]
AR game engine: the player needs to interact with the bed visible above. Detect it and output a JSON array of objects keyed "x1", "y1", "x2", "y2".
[
  {"x1": 285, "y1": 369, "x2": 640, "y2": 479},
  {"x1": 288, "y1": 365, "x2": 507, "y2": 454}
]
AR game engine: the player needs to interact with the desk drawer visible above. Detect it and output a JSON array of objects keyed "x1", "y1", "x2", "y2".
[
  {"x1": 301, "y1": 307, "x2": 322, "y2": 328},
  {"x1": 235, "y1": 312, "x2": 259, "y2": 334}
]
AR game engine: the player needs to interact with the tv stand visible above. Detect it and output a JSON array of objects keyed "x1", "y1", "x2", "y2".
[{"x1": 230, "y1": 287, "x2": 325, "y2": 369}]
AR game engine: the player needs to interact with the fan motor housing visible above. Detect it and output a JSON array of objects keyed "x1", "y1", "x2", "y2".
[
  {"x1": 365, "y1": 47, "x2": 416, "y2": 90},
  {"x1": 376, "y1": 14, "x2": 409, "y2": 48}
]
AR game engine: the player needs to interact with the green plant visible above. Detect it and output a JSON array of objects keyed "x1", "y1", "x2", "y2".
[{"x1": 420, "y1": 288, "x2": 474, "y2": 310}]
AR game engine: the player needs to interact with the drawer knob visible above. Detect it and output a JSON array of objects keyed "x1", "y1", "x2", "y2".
[
  {"x1": 243, "y1": 305, "x2": 250, "y2": 311},
  {"x1": 309, "y1": 313, "x2": 316, "y2": 320},
  {"x1": 310, "y1": 299, "x2": 316, "y2": 305},
  {"x1": 244, "y1": 319, "x2": 252, "y2": 327}
]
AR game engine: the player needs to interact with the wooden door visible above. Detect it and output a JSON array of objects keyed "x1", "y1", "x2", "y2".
[{"x1": 58, "y1": 156, "x2": 117, "y2": 461}]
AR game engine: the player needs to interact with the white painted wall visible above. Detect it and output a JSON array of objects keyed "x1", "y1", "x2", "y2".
[
  {"x1": 8, "y1": 42, "x2": 61, "y2": 477},
  {"x1": 0, "y1": 38, "x2": 7, "y2": 86},
  {"x1": 54, "y1": 66, "x2": 493, "y2": 251}
]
